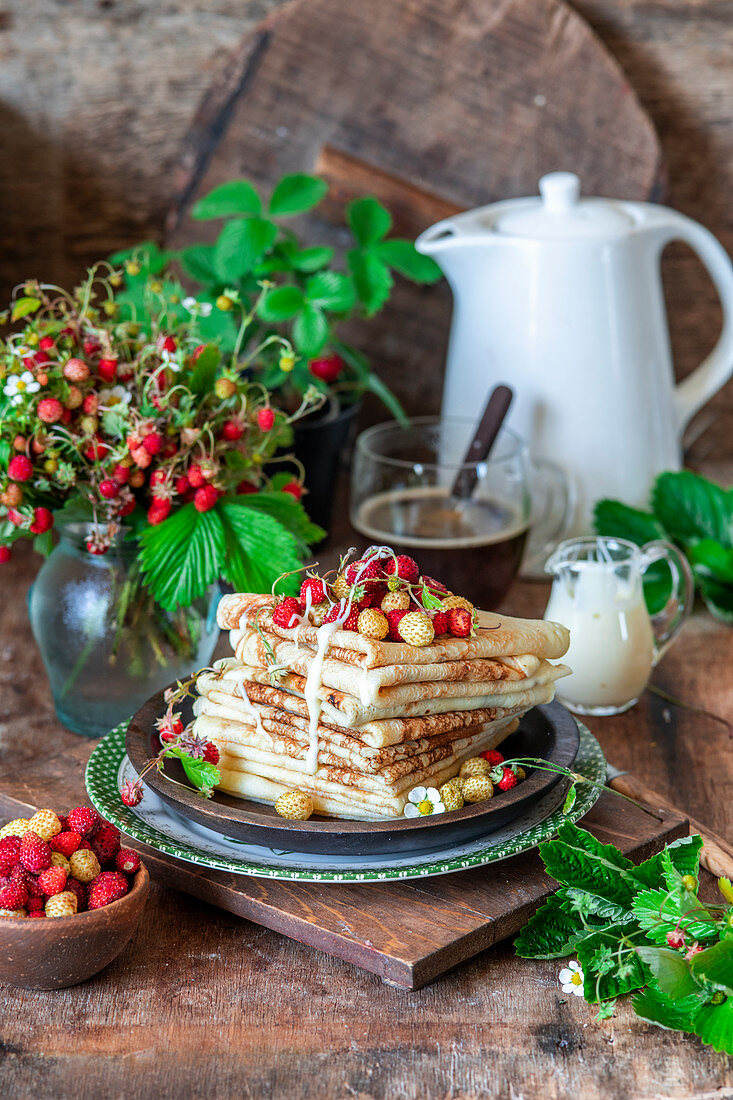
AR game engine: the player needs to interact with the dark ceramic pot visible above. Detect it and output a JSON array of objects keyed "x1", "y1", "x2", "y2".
[{"x1": 292, "y1": 399, "x2": 360, "y2": 531}]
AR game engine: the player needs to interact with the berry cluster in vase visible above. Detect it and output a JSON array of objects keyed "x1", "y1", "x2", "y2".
[
  {"x1": 0, "y1": 265, "x2": 323, "y2": 611},
  {"x1": 272, "y1": 547, "x2": 477, "y2": 647},
  {"x1": 0, "y1": 807, "x2": 142, "y2": 918}
]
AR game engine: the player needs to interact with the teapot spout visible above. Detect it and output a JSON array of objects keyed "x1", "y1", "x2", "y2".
[{"x1": 415, "y1": 216, "x2": 493, "y2": 256}]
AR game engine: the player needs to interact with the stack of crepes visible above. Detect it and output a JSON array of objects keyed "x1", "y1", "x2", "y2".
[{"x1": 191, "y1": 592, "x2": 571, "y2": 820}]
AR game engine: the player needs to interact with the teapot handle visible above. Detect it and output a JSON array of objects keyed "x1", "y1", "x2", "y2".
[{"x1": 653, "y1": 211, "x2": 733, "y2": 433}]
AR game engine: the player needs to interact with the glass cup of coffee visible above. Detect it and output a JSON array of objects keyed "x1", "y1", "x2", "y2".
[{"x1": 349, "y1": 417, "x2": 570, "y2": 609}]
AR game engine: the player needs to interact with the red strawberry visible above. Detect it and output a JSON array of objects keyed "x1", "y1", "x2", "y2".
[
  {"x1": 257, "y1": 408, "x2": 275, "y2": 432},
  {"x1": 67, "y1": 806, "x2": 100, "y2": 837},
  {"x1": 0, "y1": 836, "x2": 21, "y2": 875},
  {"x1": 0, "y1": 881, "x2": 27, "y2": 910},
  {"x1": 0, "y1": 546, "x2": 11, "y2": 564},
  {"x1": 8, "y1": 454, "x2": 33, "y2": 482},
  {"x1": 115, "y1": 849, "x2": 141, "y2": 874},
  {"x1": 98, "y1": 358, "x2": 117, "y2": 382},
  {"x1": 142, "y1": 432, "x2": 163, "y2": 456},
  {"x1": 386, "y1": 608, "x2": 409, "y2": 642},
  {"x1": 497, "y1": 767, "x2": 518, "y2": 792},
  {"x1": 38, "y1": 866, "x2": 68, "y2": 897},
  {"x1": 385, "y1": 554, "x2": 420, "y2": 584},
  {"x1": 113, "y1": 463, "x2": 131, "y2": 485},
  {"x1": 300, "y1": 577, "x2": 326, "y2": 606},
  {"x1": 420, "y1": 575, "x2": 448, "y2": 597},
  {"x1": 30, "y1": 507, "x2": 53, "y2": 534},
  {"x1": 187, "y1": 464, "x2": 205, "y2": 488},
  {"x1": 431, "y1": 610, "x2": 449, "y2": 636},
  {"x1": 88, "y1": 871, "x2": 129, "y2": 910},
  {"x1": 193, "y1": 485, "x2": 219, "y2": 513},
  {"x1": 281, "y1": 480, "x2": 302, "y2": 501},
  {"x1": 120, "y1": 780, "x2": 143, "y2": 808},
  {"x1": 323, "y1": 602, "x2": 347, "y2": 624},
  {"x1": 91, "y1": 823, "x2": 121, "y2": 867},
  {"x1": 236, "y1": 480, "x2": 257, "y2": 495},
  {"x1": 19, "y1": 831, "x2": 52, "y2": 873},
  {"x1": 82, "y1": 393, "x2": 98, "y2": 415},
  {"x1": 308, "y1": 354, "x2": 343, "y2": 384},
  {"x1": 37, "y1": 397, "x2": 64, "y2": 424},
  {"x1": 28, "y1": 910, "x2": 46, "y2": 918},
  {"x1": 147, "y1": 499, "x2": 172, "y2": 525},
  {"x1": 202, "y1": 742, "x2": 220, "y2": 765},
  {"x1": 51, "y1": 830, "x2": 83, "y2": 858},
  {"x1": 221, "y1": 419, "x2": 244, "y2": 441},
  {"x1": 342, "y1": 608, "x2": 359, "y2": 631},
  {"x1": 272, "y1": 597, "x2": 303, "y2": 630},
  {"x1": 157, "y1": 713, "x2": 184, "y2": 744},
  {"x1": 159, "y1": 336, "x2": 176, "y2": 355},
  {"x1": 99, "y1": 479, "x2": 119, "y2": 499},
  {"x1": 345, "y1": 558, "x2": 383, "y2": 584},
  {"x1": 448, "y1": 607, "x2": 473, "y2": 638},
  {"x1": 174, "y1": 474, "x2": 190, "y2": 495},
  {"x1": 27, "y1": 895, "x2": 45, "y2": 912},
  {"x1": 65, "y1": 877, "x2": 87, "y2": 912},
  {"x1": 63, "y1": 358, "x2": 90, "y2": 382},
  {"x1": 480, "y1": 749, "x2": 505, "y2": 766},
  {"x1": 38, "y1": 336, "x2": 55, "y2": 351}
]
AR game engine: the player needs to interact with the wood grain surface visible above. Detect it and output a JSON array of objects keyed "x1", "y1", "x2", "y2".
[{"x1": 1, "y1": 535, "x2": 733, "y2": 1097}]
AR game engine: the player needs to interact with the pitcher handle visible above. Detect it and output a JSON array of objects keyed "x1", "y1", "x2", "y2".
[
  {"x1": 652, "y1": 211, "x2": 733, "y2": 433},
  {"x1": 521, "y1": 458, "x2": 576, "y2": 578},
  {"x1": 640, "y1": 539, "x2": 694, "y2": 660}
]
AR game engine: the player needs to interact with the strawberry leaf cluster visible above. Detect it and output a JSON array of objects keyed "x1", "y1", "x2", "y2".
[
  {"x1": 516, "y1": 823, "x2": 733, "y2": 1053},
  {"x1": 113, "y1": 174, "x2": 443, "y2": 420}
]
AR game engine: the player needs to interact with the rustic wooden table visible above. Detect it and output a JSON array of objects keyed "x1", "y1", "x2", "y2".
[{"x1": 1, "y1": 539, "x2": 732, "y2": 1099}]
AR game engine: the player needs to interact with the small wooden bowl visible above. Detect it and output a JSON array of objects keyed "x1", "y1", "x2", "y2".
[{"x1": 0, "y1": 864, "x2": 149, "y2": 990}]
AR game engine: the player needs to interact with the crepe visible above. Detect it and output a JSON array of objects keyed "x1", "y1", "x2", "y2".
[{"x1": 217, "y1": 593, "x2": 570, "y2": 667}]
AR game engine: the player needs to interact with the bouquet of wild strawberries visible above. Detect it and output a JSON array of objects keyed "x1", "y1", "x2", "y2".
[{"x1": 0, "y1": 264, "x2": 323, "y2": 614}]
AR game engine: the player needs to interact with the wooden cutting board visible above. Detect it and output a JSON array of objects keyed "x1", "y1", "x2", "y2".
[
  {"x1": 0, "y1": 739, "x2": 686, "y2": 990},
  {"x1": 165, "y1": 0, "x2": 663, "y2": 418}
]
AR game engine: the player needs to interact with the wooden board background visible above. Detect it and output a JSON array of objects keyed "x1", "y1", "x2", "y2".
[{"x1": 2, "y1": 0, "x2": 733, "y2": 467}]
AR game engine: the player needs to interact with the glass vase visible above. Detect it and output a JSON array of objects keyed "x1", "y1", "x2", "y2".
[{"x1": 28, "y1": 522, "x2": 220, "y2": 737}]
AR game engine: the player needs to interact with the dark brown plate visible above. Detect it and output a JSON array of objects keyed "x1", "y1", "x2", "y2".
[{"x1": 126, "y1": 689, "x2": 580, "y2": 856}]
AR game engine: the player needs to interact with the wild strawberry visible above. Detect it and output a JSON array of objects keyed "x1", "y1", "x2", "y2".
[
  {"x1": 323, "y1": 601, "x2": 347, "y2": 625},
  {"x1": 385, "y1": 554, "x2": 420, "y2": 584},
  {"x1": 202, "y1": 741, "x2": 220, "y2": 765},
  {"x1": 448, "y1": 607, "x2": 473, "y2": 638},
  {"x1": 38, "y1": 336, "x2": 55, "y2": 351},
  {"x1": 115, "y1": 848, "x2": 141, "y2": 874},
  {"x1": 8, "y1": 454, "x2": 33, "y2": 482},
  {"x1": 147, "y1": 500, "x2": 172, "y2": 525},
  {"x1": 65, "y1": 385, "x2": 83, "y2": 410},
  {"x1": 193, "y1": 485, "x2": 219, "y2": 513},
  {"x1": 120, "y1": 780, "x2": 143, "y2": 807},
  {"x1": 38, "y1": 866, "x2": 68, "y2": 897},
  {"x1": 91, "y1": 823, "x2": 121, "y2": 867},
  {"x1": 309, "y1": 354, "x2": 343, "y2": 383},
  {"x1": 37, "y1": 397, "x2": 63, "y2": 424},
  {"x1": 28, "y1": 809, "x2": 62, "y2": 841},
  {"x1": 175, "y1": 474, "x2": 190, "y2": 495},
  {"x1": 342, "y1": 608, "x2": 360, "y2": 631},
  {"x1": 420, "y1": 575, "x2": 449, "y2": 597},
  {"x1": 160, "y1": 336, "x2": 176, "y2": 355},
  {"x1": 51, "y1": 830, "x2": 82, "y2": 858},
  {"x1": 142, "y1": 432, "x2": 163, "y2": 456},
  {"x1": 191, "y1": 344, "x2": 206, "y2": 361},
  {"x1": 69, "y1": 848, "x2": 101, "y2": 883},
  {"x1": 346, "y1": 558, "x2": 383, "y2": 584},
  {"x1": 45, "y1": 890, "x2": 77, "y2": 918},
  {"x1": 257, "y1": 408, "x2": 275, "y2": 432},
  {"x1": 666, "y1": 928, "x2": 686, "y2": 950},
  {"x1": 85, "y1": 437, "x2": 109, "y2": 462},
  {"x1": 0, "y1": 547, "x2": 10, "y2": 564},
  {"x1": 27, "y1": 893, "x2": 44, "y2": 912},
  {"x1": 29, "y1": 507, "x2": 53, "y2": 535},
  {"x1": 113, "y1": 463, "x2": 131, "y2": 485},
  {"x1": 86, "y1": 540, "x2": 108, "y2": 556},
  {"x1": 386, "y1": 608, "x2": 409, "y2": 642},
  {"x1": 157, "y1": 712, "x2": 184, "y2": 743},
  {"x1": 497, "y1": 767, "x2": 518, "y2": 792},
  {"x1": 67, "y1": 806, "x2": 100, "y2": 837},
  {"x1": 128, "y1": 471, "x2": 145, "y2": 489},
  {"x1": 272, "y1": 597, "x2": 303, "y2": 629},
  {"x1": 63, "y1": 357, "x2": 90, "y2": 382},
  {"x1": 19, "y1": 832, "x2": 52, "y2": 873},
  {"x1": 357, "y1": 608, "x2": 389, "y2": 640},
  {"x1": 0, "y1": 881, "x2": 27, "y2": 910},
  {"x1": 381, "y1": 591, "x2": 410, "y2": 614},
  {"x1": 300, "y1": 577, "x2": 326, "y2": 606},
  {"x1": 130, "y1": 445, "x2": 152, "y2": 468},
  {"x1": 34, "y1": 351, "x2": 50, "y2": 366},
  {"x1": 398, "y1": 610, "x2": 435, "y2": 647},
  {"x1": 7, "y1": 509, "x2": 26, "y2": 528},
  {"x1": 98, "y1": 358, "x2": 117, "y2": 382},
  {"x1": 64, "y1": 876, "x2": 86, "y2": 911},
  {"x1": 282, "y1": 481, "x2": 302, "y2": 500},
  {"x1": 82, "y1": 393, "x2": 98, "y2": 414},
  {"x1": 187, "y1": 464, "x2": 206, "y2": 488},
  {"x1": 431, "y1": 610, "x2": 449, "y2": 636},
  {"x1": 480, "y1": 749, "x2": 505, "y2": 766},
  {"x1": 99, "y1": 479, "x2": 119, "y2": 499},
  {"x1": 236, "y1": 480, "x2": 257, "y2": 495},
  {"x1": 12, "y1": 434, "x2": 27, "y2": 451},
  {"x1": 28, "y1": 909, "x2": 46, "y2": 918},
  {"x1": 0, "y1": 837, "x2": 20, "y2": 875},
  {"x1": 83, "y1": 338, "x2": 99, "y2": 357},
  {"x1": 88, "y1": 871, "x2": 129, "y2": 910},
  {"x1": 221, "y1": 419, "x2": 244, "y2": 441}
]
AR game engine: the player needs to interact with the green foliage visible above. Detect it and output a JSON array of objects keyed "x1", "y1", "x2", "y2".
[
  {"x1": 165, "y1": 745, "x2": 221, "y2": 797},
  {"x1": 138, "y1": 504, "x2": 225, "y2": 612},
  {"x1": 269, "y1": 173, "x2": 328, "y2": 217},
  {"x1": 515, "y1": 824, "x2": 733, "y2": 1054},
  {"x1": 192, "y1": 180, "x2": 262, "y2": 220},
  {"x1": 594, "y1": 470, "x2": 733, "y2": 622}
]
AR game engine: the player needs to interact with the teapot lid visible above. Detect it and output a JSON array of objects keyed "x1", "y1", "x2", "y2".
[{"x1": 494, "y1": 172, "x2": 634, "y2": 239}]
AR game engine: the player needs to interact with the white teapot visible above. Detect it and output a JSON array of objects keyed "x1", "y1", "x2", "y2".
[{"x1": 416, "y1": 172, "x2": 733, "y2": 533}]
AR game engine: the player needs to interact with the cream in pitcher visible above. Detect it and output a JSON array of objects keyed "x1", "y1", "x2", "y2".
[{"x1": 543, "y1": 536, "x2": 693, "y2": 716}]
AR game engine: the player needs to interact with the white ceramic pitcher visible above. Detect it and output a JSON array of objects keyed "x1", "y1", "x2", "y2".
[{"x1": 416, "y1": 172, "x2": 733, "y2": 533}]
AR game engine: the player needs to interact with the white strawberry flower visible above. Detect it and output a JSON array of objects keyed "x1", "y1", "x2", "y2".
[
  {"x1": 98, "y1": 385, "x2": 132, "y2": 408},
  {"x1": 404, "y1": 786, "x2": 445, "y2": 818},
  {"x1": 183, "y1": 296, "x2": 213, "y2": 317},
  {"x1": 559, "y1": 960, "x2": 585, "y2": 997},
  {"x1": 3, "y1": 370, "x2": 40, "y2": 405}
]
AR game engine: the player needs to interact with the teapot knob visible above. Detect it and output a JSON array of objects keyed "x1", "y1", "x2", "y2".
[{"x1": 539, "y1": 172, "x2": 581, "y2": 214}]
